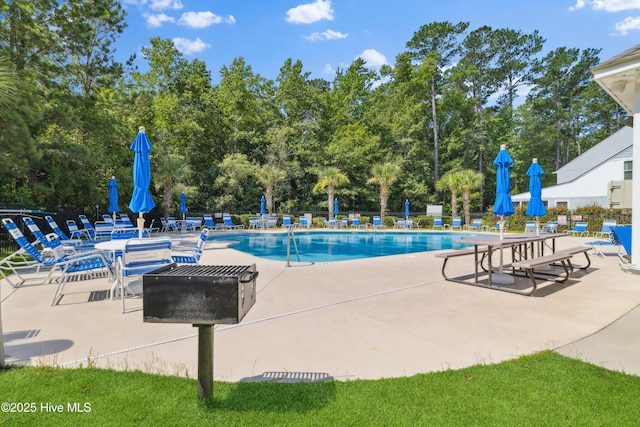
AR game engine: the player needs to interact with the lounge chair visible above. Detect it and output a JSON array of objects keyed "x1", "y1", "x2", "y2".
[
  {"x1": 612, "y1": 226, "x2": 637, "y2": 272},
  {"x1": 223, "y1": 214, "x2": 244, "y2": 230},
  {"x1": 446, "y1": 217, "x2": 462, "y2": 230},
  {"x1": 542, "y1": 221, "x2": 558, "y2": 233},
  {"x1": 78, "y1": 215, "x2": 97, "y2": 239},
  {"x1": 45, "y1": 215, "x2": 74, "y2": 241},
  {"x1": 592, "y1": 219, "x2": 617, "y2": 239},
  {"x1": 44, "y1": 216, "x2": 94, "y2": 248},
  {"x1": 147, "y1": 218, "x2": 160, "y2": 233},
  {"x1": 171, "y1": 228, "x2": 210, "y2": 265},
  {"x1": 185, "y1": 217, "x2": 202, "y2": 232},
  {"x1": 372, "y1": 216, "x2": 385, "y2": 229},
  {"x1": 393, "y1": 219, "x2": 405, "y2": 229},
  {"x1": 267, "y1": 217, "x2": 278, "y2": 228},
  {"x1": 248, "y1": 217, "x2": 261, "y2": 229},
  {"x1": 102, "y1": 214, "x2": 114, "y2": 224},
  {"x1": 324, "y1": 218, "x2": 337, "y2": 228},
  {"x1": 565, "y1": 221, "x2": 589, "y2": 237},
  {"x1": 203, "y1": 214, "x2": 224, "y2": 230},
  {"x1": 23, "y1": 217, "x2": 77, "y2": 256},
  {"x1": 1, "y1": 219, "x2": 112, "y2": 301},
  {"x1": 120, "y1": 214, "x2": 135, "y2": 228},
  {"x1": 93, "y1": 221, "x2": 114, "y2": 240},
  {"x1": 66, "y1": 219, "x2": 92, "y2": 240},
  {"x1": 584, "y1": 230, "x2": 622, "y2": 258},
  {"x1": 282, "y1": 215, "x2": 293, "y2": 228},
  {"x1": 433, "y1": 217, "x2": 443, "y2": 230},
  {"x1": 468, "y1": 219, "x2": 483, "y2": 231},
  {"x1": 299, "y1": 216, "x2": 310, "y2": 228},
  {"x1": 524, "y1": 221, "x2": 536, "y2": 233},
  {"x1": 159, "y1": 216, "x2": 179, "y2": 233},
  {"x1": 351, "y1": 218, "x2": 365, "y2": 229},
  {"x1": 167, "y1": 217, "x2": 180, "y2": 232},
  {"x1": 115, "y1": 238, "x2": 173, "y2": 313}
]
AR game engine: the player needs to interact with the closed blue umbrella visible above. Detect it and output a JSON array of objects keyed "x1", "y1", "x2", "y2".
[
  {"x1": 334, "y1": 198, "x2": 339, "y2": 218},
  {"x1": 526, "y1": 159, "x2": 546, "y2": 234},
  {"x1": 493, "y1": 144, "x2": 515, "y2": 284},
  {"x1": 493, "y1": 144, "x2": 515, "y2": 221},
  {"x1": 260, "y1": 195, "x2": 265, "y2": 215},
  {"x1": 128, "y1": 126, "x2": 156, "y2": 237},
  {"x1": 180, "y1": 192, "x2": 187, "y2": 219},
  {"x1": 404, "y1": 199, "x2": 410, "y2": 219},
  {"x1": 108, "y1": 176, "x2": 119, "y2": 222}
]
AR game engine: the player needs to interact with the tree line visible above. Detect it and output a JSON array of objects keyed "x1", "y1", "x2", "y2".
[{"x1": 0, "y1": 0, "x2": 627, "y2": 220}]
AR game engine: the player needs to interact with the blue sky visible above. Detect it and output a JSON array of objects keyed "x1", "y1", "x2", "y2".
[{"x1": 117, "y1": 0, "x2": 640, "y2": 83}]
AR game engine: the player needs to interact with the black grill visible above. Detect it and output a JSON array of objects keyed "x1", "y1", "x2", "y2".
[
  {"x1": 150, "y1": 265, "x2": 251, "y2": 277},
  {"x1": 142, "y1": 264, "x2": 257, "y2": 325}
]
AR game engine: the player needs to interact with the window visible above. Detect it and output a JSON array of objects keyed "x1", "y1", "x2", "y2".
[
  {"x1": 556, "y1": 201, "x2": 568, "y2": 209},
  {"x1": 624, "y1": 161, "x2": 632, "y2": 180}
]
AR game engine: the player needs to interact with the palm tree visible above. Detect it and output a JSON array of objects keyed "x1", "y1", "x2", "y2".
[
  {"x1": 367, "y1": 161, "x2": 401, "y2": 219},
  {"x1": 436, "y1": 170, "x2": 462, "y2": 218},
  {"x1": 312, "y1": 166, "x2": 350, "y2": 219},
  {"x1": 257, "y1": 164, "x2": 286, "y2": 214},
  {"x1": 457, "y1": 169, "x2": 484, "y2": 225}
]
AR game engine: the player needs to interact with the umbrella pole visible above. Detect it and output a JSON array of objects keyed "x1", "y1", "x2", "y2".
[
  {"x1": 137, "y1": 212, "x2": 144, "y2": 238},
  {"x1": 493, "y1": 217, "x2": 515, "y2": 285}
]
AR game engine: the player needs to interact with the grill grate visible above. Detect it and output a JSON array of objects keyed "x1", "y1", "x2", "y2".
[{"x1": 150, "y1": 265, "x2": 252, "y2": 277}]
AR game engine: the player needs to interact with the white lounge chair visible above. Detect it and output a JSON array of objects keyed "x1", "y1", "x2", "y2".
[
  {"x1": 592, "y1": 219, "x2": 617, "y2": 239},
  {"x1": 171, "y1": 228, "x2": 210, "y2": 265}
]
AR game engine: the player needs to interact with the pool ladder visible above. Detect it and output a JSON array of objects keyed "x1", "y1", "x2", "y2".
[{"x1": 286, "y1": 225, "x2": 301, "y2": 266}]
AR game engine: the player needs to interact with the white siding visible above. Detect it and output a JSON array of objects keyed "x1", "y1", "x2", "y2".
[{"x1": 512, "y1": 157, "x2": 628, "y2": 209}]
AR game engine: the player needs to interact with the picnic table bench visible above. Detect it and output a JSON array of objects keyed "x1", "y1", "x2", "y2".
[
  {"x1": 435, "y1": 246, "x2": 489, "y2": 282},
  {"x1": 511, "y1": 252, "x2": 573, "y2": 295},
  {"x1": 557, "y1": 246, "x2": 591, "y2": 270}
]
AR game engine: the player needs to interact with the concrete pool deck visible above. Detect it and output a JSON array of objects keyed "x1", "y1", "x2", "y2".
[{"x1": 2, "y1": 230, "x2": 640, "y2": 381}]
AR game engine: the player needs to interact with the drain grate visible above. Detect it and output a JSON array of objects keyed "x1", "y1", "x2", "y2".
[{"x1": 88, "y1": 290, "x2": 109, "y2": 302}]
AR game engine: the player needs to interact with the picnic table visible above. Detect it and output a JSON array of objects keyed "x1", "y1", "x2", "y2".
[{"x1": 436, "y1": 233, "x2": 575, "y2": 296}]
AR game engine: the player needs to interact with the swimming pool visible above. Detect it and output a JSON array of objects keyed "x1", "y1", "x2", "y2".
[{"x1": 208, "y1": 231, "x2": 481, "y2": 263}]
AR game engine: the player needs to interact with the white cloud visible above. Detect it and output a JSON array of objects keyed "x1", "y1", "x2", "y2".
[
  {"x1": 150, "y1": 0, "x2": 183, "y2": 11},
  {"x1": 304, "y1": 29, "x2": 348, "y2": 41},
  {"x1": 323, "y1": 63, "x2": 335, "y2": 75},
  {"x1": 286, "y1": 0, "x2": 334, "y2": 24},
  {"x1": 173, "y1": 37, "x2": 211, "y2": 55},
  {"x1": 570, "y1": 0, "x2": 640, "y2": 12},
  {"x1": 357, "y1": 49, "x2": 388, "y2": 67},
  {"x1": 569, "y1": 0, "x2": 586, "y2": 11},
  {"x1": 146, "y1": 13, "x2": 174, "y2": 28},
  {"x1": 178, "y1": 11, "x2": 235, "y2": 28},
  {"x1": 614, "y1": 15, "x2": 640, "y2": 33}
]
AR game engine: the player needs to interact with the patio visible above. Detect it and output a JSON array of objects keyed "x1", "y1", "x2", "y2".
[{"x1": 2, "y1": 232, "x2": 640, "y2": 381}]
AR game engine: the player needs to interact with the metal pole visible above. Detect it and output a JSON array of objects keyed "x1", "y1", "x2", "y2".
[
  {"x1": 286, "y1": 229, "x2": 291, "y2": 267},
  {"x1": 196, "y1": 324, "x2": 214, "y2": 399},
  {"x1": 0, "y1": 296, "x2": 5, "y2": 367}
]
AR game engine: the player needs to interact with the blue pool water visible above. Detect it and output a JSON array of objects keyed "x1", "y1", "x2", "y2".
[{"x1": 208, "y1": 231, "x2": 479, "y2": 263}]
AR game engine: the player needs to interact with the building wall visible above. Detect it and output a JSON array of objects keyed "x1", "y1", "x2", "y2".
[{"x1": 512, "y1": 156, "x2": 628, "y2": 209}]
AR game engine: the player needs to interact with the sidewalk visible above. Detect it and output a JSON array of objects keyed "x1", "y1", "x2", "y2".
[{"x1": 2, "y1": 232, "x2": 639, "y2": 381}]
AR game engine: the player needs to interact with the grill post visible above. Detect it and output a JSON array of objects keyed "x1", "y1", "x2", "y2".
[{"x1": 196, "y1": 324, "x2": 214, "y2": 399}]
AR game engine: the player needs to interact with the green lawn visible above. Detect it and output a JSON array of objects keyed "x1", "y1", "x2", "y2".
[{"x1": 1, "y1": 351, "x2": 640, "y2": 426}]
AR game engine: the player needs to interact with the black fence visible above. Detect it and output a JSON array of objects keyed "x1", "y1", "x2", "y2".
[{"x1": 0, "y1": 206, "x2": 633, "y2": 256}]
